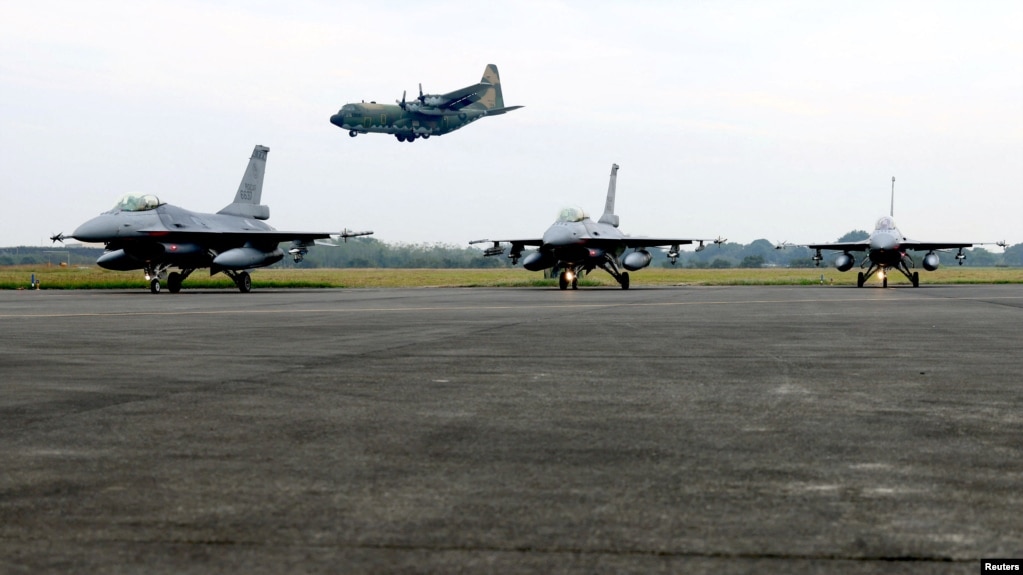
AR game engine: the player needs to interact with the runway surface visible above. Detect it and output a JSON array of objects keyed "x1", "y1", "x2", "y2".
[{"x1": 2, "y1": 284, "x2": 1021, "y2": 573}]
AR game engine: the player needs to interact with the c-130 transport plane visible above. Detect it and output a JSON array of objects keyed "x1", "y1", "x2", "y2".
[
  {"x1": 51, "y1": 145, "x2": 372, "y2": 293},
  {"x1": 329, "y1": 64, "x2": 522, "y2": 142},
  {"x1": 779, "y1": 177, "x2": 994, "y2": 287},
  {"x1": 472, "y1": 164, "x2": 724, "y2": 289}
]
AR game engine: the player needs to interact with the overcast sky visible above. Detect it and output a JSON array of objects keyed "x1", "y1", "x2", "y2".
[{"x1": 2, "y1": 0, "x2": 1021, "y2": 250}]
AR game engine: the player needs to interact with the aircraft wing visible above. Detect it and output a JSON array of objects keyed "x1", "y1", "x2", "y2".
[
  {"x1": 136, "y1": 228, "x2": 372, "y2": 244},
  {"x1": 898, "y1": 239, "x2": 974, "y2": 251},
  {"x1": 469, "y1": 238, "x2": 542, "y2": 257},
  {"x1": 432, "y1": 82, "x2": 490, "y2": 110},
  {"x1": 804, "y1": 240, "x2": 871, "y2": 252},
  {"x1": 621, "y1": 237, "x2": 722, "y2": 250}
]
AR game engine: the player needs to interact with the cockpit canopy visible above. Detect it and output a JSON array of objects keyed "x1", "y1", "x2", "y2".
[
  {"x1": 111, "y1": 193, "x2": 160, "y2": 213},
  {"x1": 874, "y1": 216, "x2": 897, "y2": 231},
  {"x1": 557, "y1": 206, "x2": 589, "y2": 223}
]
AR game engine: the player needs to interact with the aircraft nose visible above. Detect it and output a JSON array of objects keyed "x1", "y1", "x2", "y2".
[
  {"x1": 542, "y1": 225, "x2": 580, "y2": 247},
  {"x1": 871, "y1": 232, "x2": 899, "y2": 252},
  {"x1": 71, "y1": 215, "x2": 116, "y2": 243},
  {"x1": 329, "y1": 113, "x2": 344, "y2": 127}
]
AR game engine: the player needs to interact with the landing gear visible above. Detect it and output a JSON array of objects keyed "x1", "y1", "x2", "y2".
[
  {"x1": 167, "y1": 272, "x2": 182, "y2": 293},
  {"x1": 234, "y1": 271, "x2": 251, "y2": 293},
  {"x1": 882, "y1": 275, "x2": 888, "y2": 288},
  {"x1": 620, "y1": 272, "x2": 630, "y2": 290},
  {"x1": 911, "y1": 271, "x2": 919, "y2": 287},
  {"x1": 857, "y1": 272, "x2": 866, "y2": 287},
  {"x1": 144, "y1": 263, "x2": 171, "y2": 294},
  {"x1": 349, "y1": 130, "x2": 358, "y2": 138},
  {"x1": 396, "y1": 134, "x2": 406, "y2": 142}
]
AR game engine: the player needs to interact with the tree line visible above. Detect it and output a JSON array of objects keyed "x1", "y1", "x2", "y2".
[{"x1": 3, "y1": 234, "x2": 1022, "y2": 269}]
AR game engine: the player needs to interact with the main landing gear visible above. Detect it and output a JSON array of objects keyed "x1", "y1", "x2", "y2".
[
  {"x1": 857, "y1": 264, "x2": 920, "y2": 288},
  {"x1": 224, "y1": 270, "x2": 252, "y2": 293},
  {"x1": 142, "y1": 266, "x2": 250, "y2": 293}
]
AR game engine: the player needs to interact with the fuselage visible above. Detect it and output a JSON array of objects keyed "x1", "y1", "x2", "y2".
[
  {"x1": 72, "y1": 200, "x2": 280, "y2": 271},
  {"x1": 541, "y1": 217, "x2": 627, "y2": 266},
  {"x1": 330, "y1": 102, "x2": 487, "y2": 138},
  {"x1": 866, "y1": 216, "x2": 905, "y2": 267}
]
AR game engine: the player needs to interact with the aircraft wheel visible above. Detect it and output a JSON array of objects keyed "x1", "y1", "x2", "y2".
[
  {"x1": 882, "y1": 276, "x2": 888, "y2": 288},
  {"x1": 558, "y1": 272, "x2": 569, "y2": 290},
  {"x1": 168, "y1": 272, "x2": 182, "y2": 293},
  {"x1": 349, "y1": 130, "x2": 358, "y2": 138},
  {"x1": 912, "y1": 272, "x2": 919, "y2": 287},
  {"x1": 236, "y1": 272, "x2": 252, "y2": 293},
  {"x1": 422, "y1": 134, "x2": 430, "y2": 139},
  {"x1": 620, "y1": 272, "x2": 630, "y2": 290},
  {"x1": 396, "y1": 135, "x2": 406, "y2": 142},
  {"x1": 856, "y1": 272, "x2": 865, "y2": 287},
  {"x1": 571, "y1": 275, "x2": 579, "y2": 290},
  {"x1": 149, "y1": 278, "x2": 161, "y2": 294}
]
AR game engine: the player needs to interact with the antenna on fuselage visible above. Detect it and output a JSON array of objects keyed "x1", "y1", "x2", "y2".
[{"x1": 890, "y1": 176, "x2": 895, "y2": 217}]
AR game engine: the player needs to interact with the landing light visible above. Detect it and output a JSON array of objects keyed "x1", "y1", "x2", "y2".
[
  {"x1": 565, "y1": 271, "x2": 575, "y2": 281},
  {"x1": 878, "y1": 270, "x2": 885, "y2": 280}
]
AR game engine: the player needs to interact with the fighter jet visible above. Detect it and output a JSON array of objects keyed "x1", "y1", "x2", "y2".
[
  {"x1": 781, "y1": 178, "x2": 982, "y2": 287},
  {"x1": 471, "y1": 164, "x2": 724, "y2": 289},
  {"x1": 51, "y1": 145, "x2": 372, "y2": 293},
  {"x1": 329, "y1": 64, "x2": 522, "y2": 142}
]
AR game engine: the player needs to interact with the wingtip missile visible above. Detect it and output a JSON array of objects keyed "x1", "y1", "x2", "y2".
[{"x1": 338, "y1": 229, "x2": 373, "y2": 243}]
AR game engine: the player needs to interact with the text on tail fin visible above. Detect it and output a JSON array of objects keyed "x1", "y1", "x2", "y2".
[{"x1": 218, "y1": 145, "x2": 271, "y2": 220}]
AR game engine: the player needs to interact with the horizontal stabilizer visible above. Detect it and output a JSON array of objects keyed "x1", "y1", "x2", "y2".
[{"x1": 485, "y1": 105, "x2": 524, "y2": 116}]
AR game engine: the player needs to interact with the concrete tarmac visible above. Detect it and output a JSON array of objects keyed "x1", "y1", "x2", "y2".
[{"x1": 1, "y1": 284, "x2": 1021, "y2": 574}]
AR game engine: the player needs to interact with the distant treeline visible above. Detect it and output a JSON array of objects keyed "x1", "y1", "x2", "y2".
[{"x1": 4, "y1": 233, "x2": 1022, "y2": 269}]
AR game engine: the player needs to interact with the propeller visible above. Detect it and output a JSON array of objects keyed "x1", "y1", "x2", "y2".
[
  {"x1": 418, "y1": 83, "x2": 425, "y2": 103},
  {"x1": 397, "y1": 90, "x2": 407, "y2": 110},
  {"x1": 50, "y1": 232, "x2": 65, "y2": 244}
]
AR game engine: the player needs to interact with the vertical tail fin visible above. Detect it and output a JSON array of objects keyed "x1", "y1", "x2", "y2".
[
  {"x1": 890, "y1": 176, "x2": 895, "y2": 217},
  {"x1": 598, "y1": 163, "x2": 620, "y2": 227},
  {"x1": 477, "y1": 64, "x2": 505, "y2": 110},
  {"x1": 218, "y1": 145, "x2": 271, "y2": 220}
]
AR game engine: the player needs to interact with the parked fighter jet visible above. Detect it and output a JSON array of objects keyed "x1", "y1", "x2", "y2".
[
  {"x1": 780, "y1": 178, "x2": 982, "y2": 287},
  {"x1": 51, "y1": 145, "x2": 372, "y2": 293},
  {"x1": 329, "y1": 64, "x2": 522, "y2": 142},
  {"x1": 471, "y1": 164, "x2": 723, "y2": 289}
]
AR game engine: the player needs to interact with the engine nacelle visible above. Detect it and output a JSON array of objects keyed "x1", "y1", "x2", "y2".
[
  {"x1": 213, "y1": 247, "x2": 284, "y2": 269},
  {"x1": 834, "y1": 252, "x2": 855, "y2": 272},
  {"x1": 923, "y1": 252, "x2": 940, "y2": 271},
  {"x1": 623, "y1": 250, "x2": 653, "y2": 271},
  {"x1": 522, "y1": 251, "x2": 555, "y2": 271}
]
